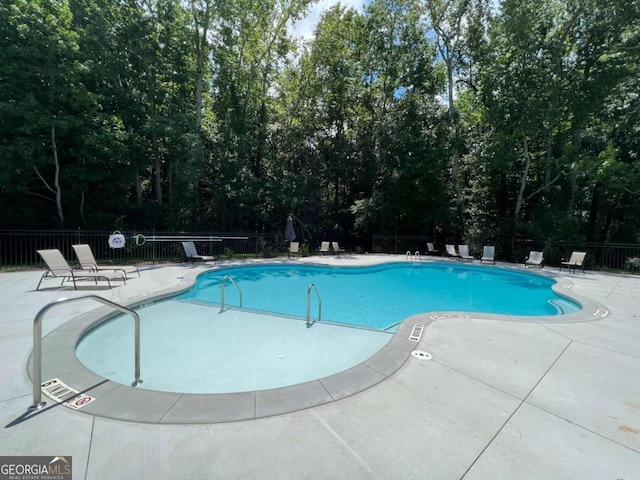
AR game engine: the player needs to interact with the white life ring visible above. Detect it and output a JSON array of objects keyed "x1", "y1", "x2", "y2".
[{"x1": 108, "y1": 231, "x2": 126, "y2": 249}]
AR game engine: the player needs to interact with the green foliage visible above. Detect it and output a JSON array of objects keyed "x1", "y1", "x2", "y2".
[{"x1": 0, "y1": 0, "x2": 638, "y2": 249}]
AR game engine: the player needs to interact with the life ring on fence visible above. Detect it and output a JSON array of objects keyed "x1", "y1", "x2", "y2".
[
  {"x1": 133, "y1": 234, "x2": 146, "y2": 246},
  {"x1": 108, "y1": 231, "x2": 126, "y2": 249}
]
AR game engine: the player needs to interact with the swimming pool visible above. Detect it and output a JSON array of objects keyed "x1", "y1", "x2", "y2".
[
  {"x1": 75, "y1": 262, "x2": 580, "y2": 395},
  {"x1": 178, "y1": 262, "x2": 581, "y2": 330},
  {"x1": 75, "y1": 305, "x2": 392, "y2": 394}
]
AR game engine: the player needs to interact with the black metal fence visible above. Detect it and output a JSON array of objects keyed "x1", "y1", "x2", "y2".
[
  {"x1": 0, "y1": 230, "x2": 288, "y2": 270},
  {"x1": 372, "y1": 234, "x2": 640, "y2": 274},
  {"x1": 3, "y1": 230, "x2": 640, "y2": 274}
]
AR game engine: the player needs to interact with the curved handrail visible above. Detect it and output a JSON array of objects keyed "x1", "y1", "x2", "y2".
[
  {"x1": 220, "y1": 275, "x2": 243, "y2": 313},
  {"x1": 306, "y1": 284, "x2": 322, "y2": 328},
  {"x1": 30, "y1": 295, "x2": 142, "y2": 411},
  {"x1": 406, "y1": 251, "x2": 422, "y2": 263}
]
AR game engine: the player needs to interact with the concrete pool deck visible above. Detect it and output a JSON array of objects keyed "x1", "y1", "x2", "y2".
[{"x1": 1, "y1": 254, "x2": 639, "y2": 479}]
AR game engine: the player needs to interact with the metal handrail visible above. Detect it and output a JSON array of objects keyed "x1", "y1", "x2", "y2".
[
  {"x1": 306, "y1": 284, "x2": 322, "y2": 328},
  {"x1": 406, "y1": 251, "x2": 422, "y2": 263},
  {"x1": 30, "y1": 295, "x2": 142, "y2": 411},
  {"x1": 220, "y1": 275, "x2": 243, "y2": 313}
]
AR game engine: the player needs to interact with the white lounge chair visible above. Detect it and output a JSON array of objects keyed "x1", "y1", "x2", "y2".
[
  {"x1": 524, "y1": 251, "x2": 544, "y2": 268},
  {"x1": 480, "y1": 246, "x2": 495, "y2": 264},
  {"x1": 36, "y1": 249, "x2": 126, "y2": 290},
  {"x1": 445, "y1": 244, "x2": 461, "y2": 260},
  {"x1": 458, "y1": 245, "x2": 474, "y2": 262},
  {"x1": 288, "y1": 242, "x2": 299, "y2": 258},
  {"x1": 331, "y1": 242, "x2": 345, "y2": 255},
  {"x1": 319, "y1": 241, "x2": 330, "y2": 255},
  {"x1": 72, "y1": 244, "x2": 140, "y2": 279},
  {"x1": 559, "y1": 251, "x2": 586, "y2": 274},
  {"x1": 182, "y1": 241, "x2": 215, "y2": 263},
  {"x1": 426, "y1": 243, "x2": 439, "y2": 255}
]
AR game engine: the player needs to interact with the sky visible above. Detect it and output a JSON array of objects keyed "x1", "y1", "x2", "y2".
[
  {"x1": 290, "y1": 0, "x2": 501, "y2": 41},
  {"x1": 291, "y1": 0, "x2": 367, "y2": 41}
]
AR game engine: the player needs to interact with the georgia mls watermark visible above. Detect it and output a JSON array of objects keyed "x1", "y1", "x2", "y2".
[{"x1": 0, "y1": 456, "x2": 71, "y2": 480}]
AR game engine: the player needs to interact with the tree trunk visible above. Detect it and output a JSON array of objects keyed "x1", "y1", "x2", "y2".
[
  {"x1": 155, "y1": 152, "x2": 162, "y2": 204},
  {"x1": 544, "y1": 127, "x2": 554, "y2": 192},
  {"x1": 514, "y1": 136, "x2": 532, "y2": 221},
  {"x1": 445, "y1": 56, "x2": 462, "y2": 208},
  {"x1": 585, "y1": 181, "x2": 603, "y2": 243},
  {"x1": 51, "y1": 125, "x2": 64, "y2": 225},
  {"x1": 192, "y1": 0, "x2": 211, "y2": 130},
  {"x1": 135, "y1": 170, "x2": 143, "y2": 205}
]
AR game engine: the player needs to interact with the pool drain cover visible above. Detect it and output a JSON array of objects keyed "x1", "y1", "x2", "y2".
[{"x1": 411, "y1": 350, "x2": 432, "y2": 360}]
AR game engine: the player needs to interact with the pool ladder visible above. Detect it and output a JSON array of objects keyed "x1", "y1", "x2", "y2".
[
  {"x1": 406, "y1": 250, "x2": 422, "y2": 263},
  {"x1": 306, "y1": 284, "x2": 322, "y2": 328},
  {"x1": 30, "y1": 295, "x2": 142, "y2": 411},
  {"x1": 220, "y1": 275, "x2": 243, "y2": 313}
]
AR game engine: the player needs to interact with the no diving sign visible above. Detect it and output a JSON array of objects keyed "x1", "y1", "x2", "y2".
[{"x1": 65, "y1": 394, "x2": 95, "y2": 410}]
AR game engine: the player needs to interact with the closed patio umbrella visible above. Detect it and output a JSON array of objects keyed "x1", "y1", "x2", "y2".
[{"x1": 285, "y1": 215, "x2": 296, "y2": 242}]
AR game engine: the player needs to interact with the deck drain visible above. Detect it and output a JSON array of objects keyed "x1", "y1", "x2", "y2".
[{"x1": 411, "y1": 350, "x2": 432, "y2": 360}]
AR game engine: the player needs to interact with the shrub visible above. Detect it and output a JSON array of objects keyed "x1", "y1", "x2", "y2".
[{"x1": 626, "y1": 257, "x2": 640, "y2": 270}]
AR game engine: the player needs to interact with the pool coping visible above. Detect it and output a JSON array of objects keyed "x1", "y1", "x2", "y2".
[{"x1": 28, "y1": 260, "x2": 609, "y2": 424}]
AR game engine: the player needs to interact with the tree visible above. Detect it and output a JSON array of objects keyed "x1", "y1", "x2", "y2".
[
  {"x1": 207, "y1": 0, "x2": 312, "y2": 231},
  {"x1": 0, "y1": 0, "x2": 92, "y2": 225},
  {"x1": 425, "y1": 0, "x2": 471, "y2": 213}
]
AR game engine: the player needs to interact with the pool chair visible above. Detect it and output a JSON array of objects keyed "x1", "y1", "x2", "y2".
[
  {"x1": 331, "y1": 241, "x2": 345, "y2": 255},
  {"x1": 72, "y1": 244, "x2": 140, "y2": 280},
  {"x1": 36, "y1": 249, "x2": 126, "y2": 291},
  {"x1": 319, "y1": 241, "x2": 330, "y2": 255},
  {"x1": 181, "y1": 241, "x2": 215, "y2": 263},
  {"x1": 288, "y1": 241, "x2": 299, "y2": 258},
  {"x1": 458, "y1": 244, "x2": 474, "y2": 262},
  {"x1": 426, "y1": 243, "x2": 439, "y2": 255},
  {"x1": 524, "y1": 251, "x2": 544, "y2": 269},
  {"x1": 445, "y1": 244, "x2": 461, "y2": 260},
  {"x1": 480, "y1": 246, "x2": 495, "y2": 264},
  {"x1": 559, "y1": 251, "x2": 587, "y2": 274}
]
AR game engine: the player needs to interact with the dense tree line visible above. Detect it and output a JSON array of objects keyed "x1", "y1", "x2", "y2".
[{"x1": 1, "y1": 0, "x2": 639, "y2": 251}]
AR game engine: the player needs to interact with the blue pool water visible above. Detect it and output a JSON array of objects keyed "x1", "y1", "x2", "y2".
[
  {"x1": 76, "y1": 304, "x2": 392, "y2": 393},
  {"x1": 75, "y1": 262, "x2": 580, "y2": 394},
  {"x1": 179, "y1": 262, "x2": 581, "y2": 330}
]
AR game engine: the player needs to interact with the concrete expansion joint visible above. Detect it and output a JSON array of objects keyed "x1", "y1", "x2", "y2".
[{"x1": 461, "y1": 342, "x2": 574, "y2": 480}]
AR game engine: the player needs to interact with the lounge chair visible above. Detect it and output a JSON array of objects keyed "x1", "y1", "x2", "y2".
[
  {"x1": 426, "y1": 243, "x2": 439, "y2": 255},
  {"x1": 331, "y1": 242, "x2": 345, "y2": 255},
  {"x1": 559, "y1": 251, "x2": 587, "y2": 274},
  {"x1": 458, "y1": 244, "x2": 474, "y2": 262},
  {"x1": 288, "y1": 242, "x2": 299, "y2": 258},
  {"x1": 480, "y1": 246, "x2": 495, "y2": 264},
  {"x1": 445, "y1": 244, "x2": 461, "y2": 260},
  {"x1": 36, "y1": 249, "x2": 126, "y2": 290},
  {"x1": 524, "y1": 251, "x2": 544, "y2": 268},
  {"x1": 182, "y1": 241, "x2": 215, "y2": 263},
  {"x1": 319, "y1": 241, "x2": 330, "y2": 255},
  {"x1": 72, "y1": 244, "x2": 140, "y2": 280}
]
